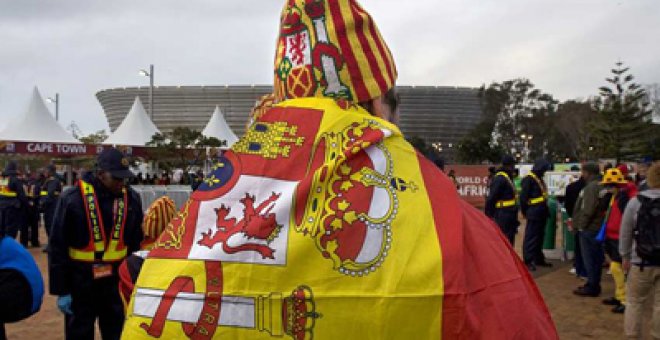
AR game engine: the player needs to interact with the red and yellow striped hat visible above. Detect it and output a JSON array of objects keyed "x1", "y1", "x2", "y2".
[
  {"x1": 142, "y1": 196, "x2": 176, "y2": 250},
  {"x1": 274, "y1": 0, "x2": 397, "y2": 103}
]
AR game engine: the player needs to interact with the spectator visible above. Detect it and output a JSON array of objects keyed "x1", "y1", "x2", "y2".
[
  {"x1": 565, "y1": 166, "x2": 587, "y2": 278},
  {"x1": 447, "y1": 169, "x2": 459, "y2": 190},
  {"x1": 0, "y1": 224, "x2": 44, "y2": 340},
  {"x1": 620, "y1": 162, "x2": 660, "y2": 338},
  {"x1": 599, "y1": 168, "x2": 637, "y2": 313},
  {"x1": 121, "y1": 1, "x2": 558, "y2": 338},
  {"x1": 573, "y1": 162, "x2": 606, "y2": 297}
]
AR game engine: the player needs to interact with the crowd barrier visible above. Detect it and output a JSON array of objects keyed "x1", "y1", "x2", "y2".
[{"x1": 132, "y1": 185, "x2": 192, "y2": 211}]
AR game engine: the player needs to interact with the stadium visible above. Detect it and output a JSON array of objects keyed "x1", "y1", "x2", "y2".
[{"x1": 96, "y1": 85, "x2": 484, "y2": 157}]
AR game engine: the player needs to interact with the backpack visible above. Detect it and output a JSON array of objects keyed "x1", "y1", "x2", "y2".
[{"x1": 634, "y1": 196, "x2": 660, "y2": 264}]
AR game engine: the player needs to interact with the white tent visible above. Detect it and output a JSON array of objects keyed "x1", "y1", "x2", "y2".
[
  {"x1": 105, "y1": 96, "x2": 160, "y2": 146},
  {"x1": 0, "y1": 87, "x2": 79, "y2": 143},
  {"x1": 201, "y1": 106, "x2": 238, "y2": 148}
]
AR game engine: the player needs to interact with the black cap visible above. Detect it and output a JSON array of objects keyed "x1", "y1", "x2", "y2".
[
  {"x1": 97, "y1": 148, "x2": 135, "y2": 179},
  {"x1": 501, "y1": 155, "x2": 516, "y2": 167}
]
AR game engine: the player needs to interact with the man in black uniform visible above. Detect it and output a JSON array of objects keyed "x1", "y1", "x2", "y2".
[
  {"x1": 0, "y1": 162, "x2": 28, "y2": 242},
  {"x1": 41, "y1": 164, "x2": 62, "y2": 243},
  {"x1": 520, "y1": 159, "x2": 552, "y2": 271},
  {"x1": 48, "y1": 148, "x2": 144, "y2": 340},
  {"x1": 22, "y1": 172, "x2": 42, "y2": 248},
  {"x1": 485, "y1": 155, "x2": 520, "y2": 246}
]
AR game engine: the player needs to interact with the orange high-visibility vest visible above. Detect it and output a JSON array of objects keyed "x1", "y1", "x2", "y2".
[{"x1": 68, "y1": 180, "x2": 129, "y2": 262}]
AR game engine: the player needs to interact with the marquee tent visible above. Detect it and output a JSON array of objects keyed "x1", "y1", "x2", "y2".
[
  {"x1": 201, "y1": 106, "x2": 239, "y2": 148},
  {"x1": 105, "y1": 96, "x2": 160, "y2": 146},
  {"x1": 0, "y1": 87, "x2": 79, "y2": 144}
]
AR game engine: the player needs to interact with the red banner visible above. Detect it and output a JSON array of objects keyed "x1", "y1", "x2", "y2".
[
  {"x1": 0, "y1": 141, "x2": 148, "y2": 157},
  {"x1": 446, "y1": 165, "x2": 491, "y2": 209}
]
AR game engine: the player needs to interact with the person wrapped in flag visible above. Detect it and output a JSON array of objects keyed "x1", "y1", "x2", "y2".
[{"x1": 122, "y1": 0, "x2": 558, "y2": 339}]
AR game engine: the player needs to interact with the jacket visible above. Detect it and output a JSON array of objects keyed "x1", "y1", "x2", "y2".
[
  {"x1": 520, "y1": 171, "x2": 549, "y2": 221},
  {"x1": 564, "y1": 178, "x2": 585, "y2": 218},
  {"x1": 485, "y1": 170, "x2": 519, "y2": 227},
  {"x1": 604, "y1": 183, "x2": 638, "y2": 240},
  {"x1": 40, "y1": 176, "x2": 62, "y2": 208},
  {"x1": 48, "y1": 174, "x2": 144, "y2": 296},
  {"x1": 0, "y1": 236, "x2": 44, "y2": 314},
  {"x1": 620, "y1": 189, "x2": 660, "y2": 265},
  {"x1": 573, "y1": 179, "x2": 604, "y2": 233}
]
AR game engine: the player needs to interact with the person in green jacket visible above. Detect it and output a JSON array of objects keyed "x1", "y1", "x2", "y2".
[{"x1": 572, "y1": 162, "x2": 606, "y2": 297}]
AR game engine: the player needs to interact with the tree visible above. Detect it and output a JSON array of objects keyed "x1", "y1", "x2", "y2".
[
  {"x1": 590, "y1": 62, "x2": 654, "y2": 162},
  {"x1": 457, "y1": 79, "x2": 556, "y2": 164},
  {"x1": 548, "y1": 101, "x2": 599, "y2": 161},
  {"x1": 66, "y1": 121, "x2": 82, "y2": 139},
  {"x1": 78, "y1": 130, "x2": 108, "y2": 144},
  {"x1": 489, "y1": 79, "x2": 558, "y2": 159},
  {"x1": 146, "y1": 127, "x2": 224, "y2": 171},
  {"x1": 457, "y1": 121, "x2": 504, "y2": 164}
]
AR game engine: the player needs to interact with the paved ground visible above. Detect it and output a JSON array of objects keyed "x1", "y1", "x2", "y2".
[{"x1": 5, "y1": 228, "x2": 633, "y2": 339}]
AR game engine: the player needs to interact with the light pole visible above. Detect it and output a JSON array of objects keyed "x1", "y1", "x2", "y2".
[
  {"x1": 521, "y1": 134, "x2": 533, "y2": 162},
  {"x1": 139, "y1": 64, "x2": 155, "y2": 120},
  {"x1": 47, "y1": 93, "x2": 60, "y2": 121}
]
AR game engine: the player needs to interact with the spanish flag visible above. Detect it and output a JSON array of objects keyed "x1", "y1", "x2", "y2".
[{"x1": 122, "y1": 1, "x2": 557, "y2": 339}]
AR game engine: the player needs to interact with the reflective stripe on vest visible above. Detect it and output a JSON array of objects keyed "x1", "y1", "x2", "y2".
[
  {"x1": 526, "y1": 172, "x2": 548, "y2": 205},
  {"x1": 68, "y1": 180, "x2": 129, "y2": 263},
  {"x1": 496, "y1": 199, "x2": 517, "y2": 208},
  {"x1": 40, "y1": 191, "x2": 60, "y2": 197},
  {"x1": 495, "y1": 172, "x2": 517, "y2": 209},
  {"x1": 0, "y1": 177, "x2": 17, "y2": 197}
]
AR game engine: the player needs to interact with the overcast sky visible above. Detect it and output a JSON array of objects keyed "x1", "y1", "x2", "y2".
[{"x1": 1, "y1": 0, "x2": 658, "y2": 135}]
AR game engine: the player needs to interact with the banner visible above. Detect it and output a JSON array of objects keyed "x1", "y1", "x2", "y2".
[
  {"x1": 446, "y1": 165, "x2": 491, "y2": 208},
  {"x1": 0, "y1": 141, "x2": 148, "y2": 157},
  {"x1": 545, "y1": 171, "x2": 581, "y2": 197}
]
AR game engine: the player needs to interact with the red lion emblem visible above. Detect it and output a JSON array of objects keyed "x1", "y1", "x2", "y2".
[{"x1": 198, "y1": 192, "x2": 282, "y2": 259}]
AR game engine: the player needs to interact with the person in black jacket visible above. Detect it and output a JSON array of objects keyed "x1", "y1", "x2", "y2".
[
  {"x1": 521, "y1": 159, "x2": 552, "y2": 271},
  {"x1": 0, "y1": 162, "x2": 29, "y2": 242},
  {"x1": 485, "y1": 155, "x2": 520, "y2": 246},
  {"x1": 564, "y1": 168, "x2": 587, "y2": 278},
  {"x1": 41, "y1": 164, "x2": 62, "y2": 242},
  {"x1": 21, "y1": 172, "x2": 42, "y2": 248},
  {"x1": 48, "y1": 148, "x2": 144, "y2": 340}
]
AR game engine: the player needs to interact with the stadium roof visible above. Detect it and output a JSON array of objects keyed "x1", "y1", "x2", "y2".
[
  {"x1": 0, "y1": 87, "x2": 79, "y2": 143},
  {"x1": 104, "y1": 96, "x2": 160, "y2": 146}
]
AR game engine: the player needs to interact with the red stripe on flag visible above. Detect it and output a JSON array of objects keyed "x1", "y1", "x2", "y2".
[
  {"x1": 328, "y1": 0, "x2": 370, "y2": 101},
  {"x1": 353, "y1": 3, "x2": 395, "y2": 86},
  {"x1": 349, "y1": 3, "x2": 389, "y2": 95},
  {"x1": 417, "y1": 153, "x2": 558, "y2": 339}
]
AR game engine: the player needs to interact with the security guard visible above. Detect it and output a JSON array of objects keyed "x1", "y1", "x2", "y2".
[
  {"x1": 520, "y1": 159, "x2": 552, "y2": 271},
  {"x1": 41, "y1": 164, "x2": 62, "y2": 242},
  {"x1": 48, "y1": 148, "x2": 144, "y2": 340},
  {"x1": 0, "y1": 161, "x2": 28, "y2": 241},
  {"x1": 22, "y1": 172, "x2": 43, "y2": 248},
  {"x1": 485, "y1": 155, "x2": 520, "y2": 246}
]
